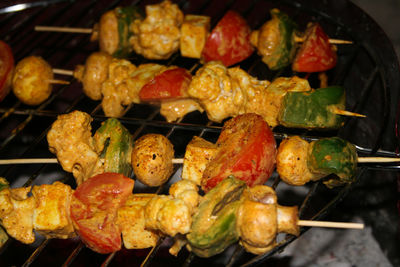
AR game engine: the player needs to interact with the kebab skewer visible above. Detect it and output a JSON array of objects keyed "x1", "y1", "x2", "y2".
[
  {"x1": 0, "y1": 172, "x2": 363, "y2": 257},
  {"x1": 1, "y1": 112, "x2": 398, "y2": 192},
  {"x1": 35, "y1": 1, "x2": 351, "y2": 72},
  {"x1": 18, "y1": 51, "x2": 362, "y2": 129}
]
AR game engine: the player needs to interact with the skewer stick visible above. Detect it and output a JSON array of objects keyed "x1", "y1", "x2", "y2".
[
  {"x1": 35, "y1": 25, "x2": 93, "y2": 34},
  {"x1": 1, "y1": 156, "x2": 399, "y2": 165},
  {"x1": 294, "y1": 35, "x2": 353, "y2": 44},
  {"x1": 48, "y1": 79, "x2": 70, "y2": 85},
  {"x1": 358, "y1": 157, "x2": 400, "y2": 163},
  {"x1": 53, "y1": 68, "x2": 74, "y2": 76},
  {"x1": 330, "y1": 107, "x2": 366, "y2": 118},
  {"x1": 35, "y1": 26, "x2": 353, "y2": 45},
  {"x1": 298, "y1": 220, "x2": 364, "y2": 229},
  {"x1": 0, "y1": 158, "x2": 59, "y2": 164}
]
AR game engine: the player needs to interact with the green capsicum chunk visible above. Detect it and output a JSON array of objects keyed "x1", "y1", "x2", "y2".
[
  {"x1": 278, "y1": 86, "x2": 346, "y2": 129},
  {"x1": 93, "y1": 118, "x2": 133, "y2": 177},
  {"x1": 113, "y1": 6, "x2": 143, "y2": 58},
  {"x1": 187, "y1": 176, "x2": 246, "y2": 258},
  {"x1": 307, "y1": 137, "x2": 358, "y2": 188},
  {"x1": 257, "y1": 9, "x2": 297, "y2": 70}
]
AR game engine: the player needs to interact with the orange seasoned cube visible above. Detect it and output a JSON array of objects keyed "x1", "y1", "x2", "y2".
[
  {"x1": 180, "y1": 15, "x2": 210, "y2": 58},
  {"x1": 117, "y1": 194, "x2": 159, "y2": 249},
  {"x1": 181, "y1": 136, "x2": 218, "y2": 185},
  {"x1": 32, "y1": 182, "x2": 75, "y2": 239}
]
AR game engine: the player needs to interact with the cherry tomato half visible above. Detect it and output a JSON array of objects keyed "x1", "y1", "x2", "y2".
[
  {"x1": 139, "y1": 67, "x2": 191, "y2": 101},
  {"x1": 292, "y1": 23, "x2": 337, "y2": 73},
  {"x1": 201, "y1": 11, "x2": 254, "y2": 67},
  {"x1": 0, "y1": 40, "x2": 14, "y2": 101},
  {"x1": 70, "y1": 172, "x2": 134, "y2": 254},
  {"x1": 201, "y1": 113, "x2": 277, "y2": 192}
]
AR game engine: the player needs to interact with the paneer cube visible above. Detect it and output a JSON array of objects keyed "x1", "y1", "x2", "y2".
[
  {"x1": 32, "y1": 182, "x2": 75, "y2": 239},
  {"x1": 117, "y1": 194, "x2": 159, "y2": 249},
  {"x1": 180, "y1": 15, "x2": 211, "y2": 58},
  {"x1": 181, "y1": 136, "x2": 218, "y2": 185}
]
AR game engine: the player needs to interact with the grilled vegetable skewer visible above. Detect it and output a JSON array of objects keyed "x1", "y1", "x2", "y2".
[
  {"x1": 35, "y1": 1, "x2": 351, "y2": 70},
  {"x1": 48, "y1": 53, "x2": 363, "y2": 129},
  {"x1": 2, "y1": 113, "x2": 397, "y2": 190},
  {"x1": 0, "y1": 175, "x2": 363, "y2": 256}
]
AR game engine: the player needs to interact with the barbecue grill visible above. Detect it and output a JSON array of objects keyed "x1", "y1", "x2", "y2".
[{"x1": 0, "y1": 0, "x2": 399, "y2": 266}]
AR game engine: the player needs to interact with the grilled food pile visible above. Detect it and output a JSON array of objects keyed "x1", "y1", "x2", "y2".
[{"x1": 0, "y1": 0, "x2": 370, "y2": 263}]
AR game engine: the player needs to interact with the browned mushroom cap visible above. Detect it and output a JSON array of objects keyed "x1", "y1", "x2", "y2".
[
  {"x1": 131, "y1": 134, "x2": 174, "y2": 187},
  {"x1": 12, "y1": 56, "x2": 53, "y2": 105}
]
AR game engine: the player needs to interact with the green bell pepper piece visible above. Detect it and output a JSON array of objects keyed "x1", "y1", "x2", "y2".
[
  {"x1": 113, "y1": 6, "x2": 143, "y2": 58},
  {"x1": 260, "y1": 9, "x2": 297, "y2": 70},
  {"x1": 187, "y1": 176, "x2": 246, "y2": 258},
  {"x1": 93, "y1": 118, "x2": 133, "y2": 177},
  {"x1": 307, "y1": 137, "x2": 357, "y2": 188},
  {"x1": 278, "y1": 86, "x2": 346, "y2": 129}
]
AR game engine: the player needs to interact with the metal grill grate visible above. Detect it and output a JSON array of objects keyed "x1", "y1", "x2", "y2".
[{"x1": 0, "y1": 0, "x2": 399, "y2": 266}]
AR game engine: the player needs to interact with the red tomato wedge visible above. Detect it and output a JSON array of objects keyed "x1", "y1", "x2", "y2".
[
  {"x1": 139, "y1": 67, "x2": 192, "y2": 101},
  {"x1": 70, "y1": 173, "x2": 134, "y2": 254},
  {"x1": 201, "y1": 113, "x2": 276, "y2": 192},
  {"x1": 292, "y1": 23, "x2": 337, "y2": 73},
  {"x1": 201, "y1": 10, "x2": 254, "y2": 67},
  {"x1": 0, "y1": 40, "x2": 14, "y2": 101}
]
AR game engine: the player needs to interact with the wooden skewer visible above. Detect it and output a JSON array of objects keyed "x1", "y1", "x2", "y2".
[
  {"x1": 35, "y1": 26, "x2": 353, "y2": 45},
  {"x1": 298, "y1": 220, "x2": 364, "y2": 229},
  {"x1": 35, "y1": 25, "x2": 93, "y2": 34},
  {"x1": 53, "y1": 68, "x2": 74, "y2": 76},
  {"x1": 294, "y1": 35, "x2": 353, "y2": 44},
  {"x1": 48, "y1": 79, "x2": 70, "y2": 85},
  {"x1": 0, "y1": 158, "x2": 59, "y2": 164},
  {"x1": 330, "y1": 107, "x2": 366, "y2": 118},
  {"x1": 358, "y1": 157, "x2": 400, "y2": 163},
  {"x1": 0, "y1": 156, "x2": 399, "y2": 165}
]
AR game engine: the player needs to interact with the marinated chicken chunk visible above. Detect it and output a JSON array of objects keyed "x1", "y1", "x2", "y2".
[
  {"x1": 188, "y1": 61, "x2": 310, "y2": 127},
  {"x1": 169, "y1": 179, "x2": 200, "y2": 214},
  {"x1": 32, "y1": 182, "x2": 75, "y2": 239},
  {"x1": 130, "y1": 0, "x2": 183, "y2": 59},
  {"x1": 188, "y1": 61, "x2": 243, "y2": 122},
  {"x1": 188, "y1": 61, "x2": 271, "y2": 123},
  {"x1": 228, "y1": 67, "x2": 271, "y2": 122},
  {"x1": 47, "y1": 110, "x2": 104, "y2": 185},
  {"x1": 101, "y1": 58, "x2": 137, "y2": 117},
  {"x1": 74, "y1": 51, "x2": 113, "y2": 100},
  {"x1": 144, "y1": 194, "x2": 192, "y2": 237},
  {"x1": 0, "y1": 187, "x2": 35, "y2": 244},
  {"x1": 160, "y1": 98, "x2": 203, "y2": 122}
]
